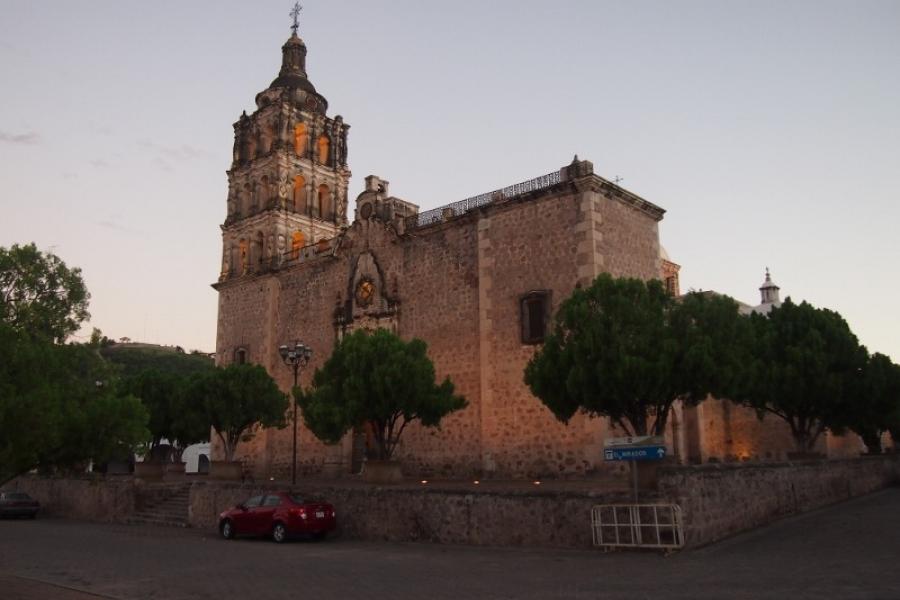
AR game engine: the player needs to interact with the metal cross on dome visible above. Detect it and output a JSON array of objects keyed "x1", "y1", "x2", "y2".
[{"x1": 289, "y1": 2, "x2": 303, "y2": 35}]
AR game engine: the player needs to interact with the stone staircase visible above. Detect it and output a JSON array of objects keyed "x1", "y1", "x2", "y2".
[{"x1": 127, "y1": 485, "x2": 191, "y2": 528}]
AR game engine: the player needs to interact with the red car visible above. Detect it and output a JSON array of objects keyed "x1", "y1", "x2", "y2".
[{"x1": 218, "y1": 492, "x2": 336, "y2": 543}]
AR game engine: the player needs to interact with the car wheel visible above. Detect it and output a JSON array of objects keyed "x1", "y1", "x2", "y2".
[
  {"x1": 312, "y1": 531, "x2": 327, "y2": 541},
  {"x1": 220, "y1": 520, "x2": 235, "y2": 540},
  {"x1": 28, "y1": 513, "x2": 36, "y2": 520},
  {"x1": 272, "y1": 522, "x2": 287, "y2": 544}
]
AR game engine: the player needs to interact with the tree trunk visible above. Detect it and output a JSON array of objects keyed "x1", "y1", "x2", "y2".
[
  {"x1": 861, "y1": 431, "x2": 882, "y2": 455},
  {"x1": 792, "y1": 429, "x2": 811, "y2": 454},
  {"x1": 627, "y1": 413, "x2": 648, "y2": 436},
  {"x1": 218, "y1": 431, "x2": 235, "y2": 462}
]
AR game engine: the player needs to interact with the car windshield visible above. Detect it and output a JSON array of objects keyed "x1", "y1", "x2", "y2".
[{"x1": 289, "y1": 494, "x2": 306, "y2": 504}]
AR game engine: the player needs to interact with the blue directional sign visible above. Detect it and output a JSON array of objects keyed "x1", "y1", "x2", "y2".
[{"x1": 603, "y1": 445, "x2": 667, "y2": 462}]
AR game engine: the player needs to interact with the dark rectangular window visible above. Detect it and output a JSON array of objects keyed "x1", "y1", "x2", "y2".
[
  {"x1": 521, "y1": 290, "x2": 551, "y2": 344},
  {"x1": 235, "y1": 348, "x2": 247, "y2": 365},
  {"x1": 665, "y1": 276, "x2": 676, "y2": 296}
]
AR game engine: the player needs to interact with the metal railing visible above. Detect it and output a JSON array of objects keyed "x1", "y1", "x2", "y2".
[
  {"x1": 404, "y1": 170, "x2": 562, "y2": 229},
  {"x1": 591, "y1": 504, "x2": 684, "y2": 551}
]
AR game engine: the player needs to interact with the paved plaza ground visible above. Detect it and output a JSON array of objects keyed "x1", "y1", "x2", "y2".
[{"x1": 2, "y1": 487, "x2": 899, "y2": 600}]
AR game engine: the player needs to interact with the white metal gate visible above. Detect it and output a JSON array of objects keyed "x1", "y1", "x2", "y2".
[{"x1": 591, "y1": 504, "x2": 684, "y2": 551}]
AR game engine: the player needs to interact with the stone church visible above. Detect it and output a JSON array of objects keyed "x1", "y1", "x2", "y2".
[{"x1": 212, "y1": 27, "x2": 863, "y2": 479}]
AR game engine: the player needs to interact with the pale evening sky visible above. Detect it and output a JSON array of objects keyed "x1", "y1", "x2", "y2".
[{"x1": 0, "y1": 1, "x2": 898, "y2": 360}]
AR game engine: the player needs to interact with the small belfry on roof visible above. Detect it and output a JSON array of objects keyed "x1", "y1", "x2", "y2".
[{"x1": 759, "y1": 267, "x2": 781, "y2": 305}]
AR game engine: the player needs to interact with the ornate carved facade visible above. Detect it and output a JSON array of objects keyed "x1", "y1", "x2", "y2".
[{"x1": 219, "y1": 32, "x2": 351, "y2": 281}]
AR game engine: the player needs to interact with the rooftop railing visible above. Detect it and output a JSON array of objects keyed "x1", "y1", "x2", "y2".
[{"x1": 404, "y1": 170, "x2": 562, "y2": 230}]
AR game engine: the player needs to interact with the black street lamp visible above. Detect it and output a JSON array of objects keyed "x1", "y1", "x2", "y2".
[{"x1": 278, "y1": 341, "x2": 313, "y2": 485}]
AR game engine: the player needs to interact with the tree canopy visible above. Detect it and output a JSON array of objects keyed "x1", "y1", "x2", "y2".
[
  {"x1": 103, "y1": 343, "x2": 215, "y2": 461},
  {"x1": 0, "y1": 324, "x2": 149, "y2": 485},
  {"x1": 840, "y1": 352, "x2": 900, "y2": 453},
  {"x1": 190, "y1": 364, "x2": 288, "y2": 462},
  {"x1": 524, "y1": 274, "x2": 748, "y2": 436},
  {"x1": 736, "y1": 299, "x2": 869, "y2": 452},
  {"x1": 101, "y1": 343, "x2": 214, "y2": 379},
  {"x1": 295, "y1": 329, "x2": 467, "y2": 460},
  {"x1": 0, "y1": 243, "x2": 90, "y2": 342}
]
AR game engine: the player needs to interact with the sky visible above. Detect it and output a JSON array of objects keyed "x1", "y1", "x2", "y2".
[{"x1": 1, "y1": 0, "x2": 898, "y2": 360}]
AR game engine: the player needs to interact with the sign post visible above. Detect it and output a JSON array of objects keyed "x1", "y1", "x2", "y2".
[{"x1": 603, "y1": 437, "x2": 667, "y2": 502}]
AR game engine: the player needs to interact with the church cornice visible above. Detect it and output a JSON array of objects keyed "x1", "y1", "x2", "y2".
[{"x1": 583, "y1": 175, "x2": 666, "y2": 222}]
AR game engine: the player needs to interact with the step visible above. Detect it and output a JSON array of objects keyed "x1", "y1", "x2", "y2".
[
  {"x1": 126, "y1": 517, "x2": 190, "y2": 528},
  {"x1": 134, "y1": 509, "x2": 188, "y2": 518}
]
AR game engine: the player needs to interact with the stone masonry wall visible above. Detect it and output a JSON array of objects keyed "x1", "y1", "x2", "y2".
[
  {"x1": 10, "y1": 457, "x2": 899, "y2": 550},
  {"x1": 658, "y1": 455, "x2": 900, "y2": 547},
  {"x1": 693, "y1": 398, "x2": 866, "y2": 463},
  {"x1": 392, "y1": 219, "x2": 483, "y2": 476},
  {"x1": 188, "y1": 480, "x2": 629, "y2": 548},
  {"x1": 215, "y1": 276, "x2": 280, "y2": 476},
  {"x1": 7, "y1": 477, "x2": 136, "y2": 523},
  {"x1": 479, "y1": 190, "x2": 606, "y2": 478}
]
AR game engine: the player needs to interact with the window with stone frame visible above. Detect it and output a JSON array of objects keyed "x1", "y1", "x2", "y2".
[
  {"x1": 235, "y1": 347, "x2": 248, "y2": 365},
  {"x1": 520, "y1": 290, "x2": 551, "y2": 344}
]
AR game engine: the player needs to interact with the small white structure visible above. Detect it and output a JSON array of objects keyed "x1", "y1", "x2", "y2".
[
  {"x1": 738, "y1": 268, "x2": 783, "y2": 316},
  {"x1": 182, "y1": 442, "x2": 211, "y2": 473}
]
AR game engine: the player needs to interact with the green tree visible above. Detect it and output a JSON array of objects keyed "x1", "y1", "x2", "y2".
[
  {"x1": 0, "y1": 243, "x2": 90, "y2": 342},
  {"x1": 191, "y1": 364, "x2": 288, "y2": 462},
  {"x1": 122, "y1": 370, "x2": 208, "y2": 462},
  {"x1": 106, "y1": 344, "x2": 214, "y2": 462},
  {"x1": 295, "y1": 329, "x2": 467, "y2": 461},
  {"x1": 738, "y1": 299, "x2": 868, "y2": 453},
  {"x1": 524, "y1": 274, "x2": 748, "y2": 436},
  {"x1": 846, "y1": 352, "x2": 900, "y2": 454},
  {"x1": 0, "y1": 325, "x2": 149, "y2": 485},
  {"x1": 101, "y1": 343, "x2": 214, "y2": 379}
]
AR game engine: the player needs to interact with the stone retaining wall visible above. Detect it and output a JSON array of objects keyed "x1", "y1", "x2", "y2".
[
  {"x1": 8, "y1": 476, "x2": 135, "y2": 523},
  {"x1": 658, "y1": 455, "x2": 900, "y2": 547},
  {"x1": 10, "y1": 455, "x2": 899, "y2": 550},
  {"x1": 189, "y1": 481, "x2": 632, "y2": 548}
]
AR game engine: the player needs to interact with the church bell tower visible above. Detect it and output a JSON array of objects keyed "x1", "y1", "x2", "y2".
[{"x1": 219, "y1": 13, "x2": 351, "y2": 281}]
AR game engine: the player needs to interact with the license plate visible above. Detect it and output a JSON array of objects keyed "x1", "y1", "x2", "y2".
[{"x1": 315, "y1": 511, "x2": 325, "y2": 518}]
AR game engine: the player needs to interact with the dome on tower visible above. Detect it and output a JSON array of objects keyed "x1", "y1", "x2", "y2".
[
  {"x1": 259, "y1": 33, "x2": 329, "y2": 114},
  {"x1": 753, "y1": 268, "x2": 782, "y2": 314}
]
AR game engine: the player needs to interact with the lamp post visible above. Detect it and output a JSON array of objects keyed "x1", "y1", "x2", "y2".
[{"x1": 278, "y1": 341, "x2": 313, "y2": 485}]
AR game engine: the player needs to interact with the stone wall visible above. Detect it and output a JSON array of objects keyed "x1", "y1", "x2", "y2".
[
  {"x1": 658, "y1": 455, "x2": 900, "y2": 547},
  {"x1": 686, "y1": 397, "x2": 867, "y2": 463},
  {"x1": 8, "y1": 477, "x2": 136, "y2": 523},
  {"x1": 188, "y1": 480, "x2": 630, "y2": 548},
  {"x1": 10, "y1": 456, "x2": 899, "y2": 550}
]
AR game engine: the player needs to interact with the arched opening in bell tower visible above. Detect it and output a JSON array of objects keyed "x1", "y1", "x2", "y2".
[
  {"x1": 293, "y1": 175, "x2": 306, "y2": 213},
  {"x1": 291, "y1": 231, "x2": 305, "y2": 260},
  {"x1": 317, "y1": 134, "x2": 330, "y2": 166},
  {"x1": 294, "y1": 124, "x2": 308, "y2": 157},
  {"x1": 318, "y1": 184, "x2": 331, "y2": 220},
  {"x1": 239, "y1": 239, "x2": 249, "y2": 275}
]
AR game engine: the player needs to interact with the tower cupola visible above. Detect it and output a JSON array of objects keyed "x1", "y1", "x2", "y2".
[
  {"x1": 264, "y1": 33, "x2": 328, "y2": 113},
  {"x1": 759, "y1": 268, "x2": 781, "y2": 305}
]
